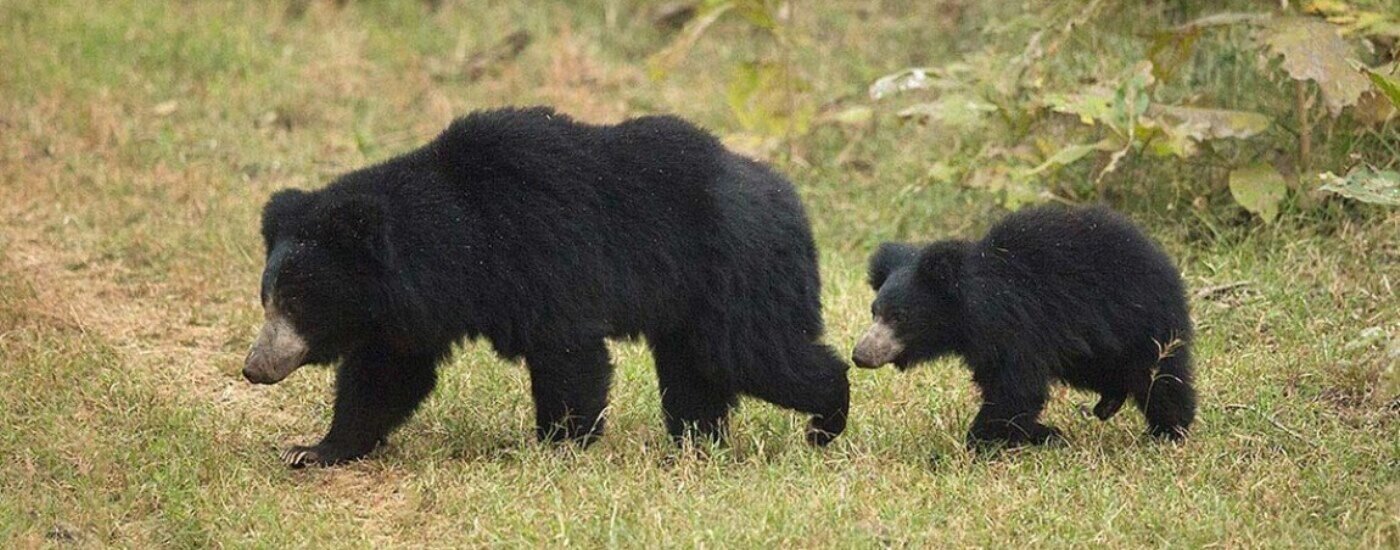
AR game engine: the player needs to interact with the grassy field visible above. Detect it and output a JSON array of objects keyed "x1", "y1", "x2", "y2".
[{"x1": 1, "y1": 0, "x2": 1397, "y2": 546}]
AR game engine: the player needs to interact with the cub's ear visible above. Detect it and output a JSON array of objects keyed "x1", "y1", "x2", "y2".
[
  {"x1": 261, "y1": 189, "x2": 312, "y2": 250},
  {"x1": 316, "y1": 194, "x2": 394, "y2": 267},
  {"x1": 916, "y1": 241, "x2": 968, "y2": 288},
  {"x1": 868, "y1": 242, "x2": 919, "y2": 290}
]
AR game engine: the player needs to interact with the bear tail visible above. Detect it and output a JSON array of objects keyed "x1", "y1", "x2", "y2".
[{"x1": 1135, "y1": 345, "x2": 1196, "y2": 441}]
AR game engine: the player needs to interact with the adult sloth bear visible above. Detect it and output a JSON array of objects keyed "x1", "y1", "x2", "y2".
[{"x1": 243, "y1": 107, "x2": 849, "y2": 467}]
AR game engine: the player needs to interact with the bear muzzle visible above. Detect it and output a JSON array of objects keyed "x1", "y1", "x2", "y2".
[
  {"x1": 845, "y1": 317, "x2": 901, "y2": 369},
  {"x1": 243, "y1": 309, "x2": 309, "y2": 385},
  {"x1": 852, "y1": 319, "x2": 903, "y2": 369}
]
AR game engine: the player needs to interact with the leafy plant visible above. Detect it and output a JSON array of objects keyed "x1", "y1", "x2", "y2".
[
  {"x1": 1365, "y1": 66, "x2": 1400, "y2": 107},
  {"x1": 1230, "y1": 163, "x2": 1288, "y2": 223},
  {"x1": 648, "y1": 0, "x2": 811, "y2": 150},
  {"x1": 1319, "y1": 167, "x2": 1400, "y2": 205},
  {"x1": 867, "y1": 1, "x2": 1400, "y2": 218}
]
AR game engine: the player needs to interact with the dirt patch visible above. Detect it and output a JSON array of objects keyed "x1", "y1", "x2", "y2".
[
  {"x1": 1, "y1": 220, "x2": 433, "y2": 534},
  {"x1": 3, "y1": 232, "x2": 257, "y2": 403}
]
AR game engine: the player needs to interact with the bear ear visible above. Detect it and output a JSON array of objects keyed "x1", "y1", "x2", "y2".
[
  {"x1": 915, "y1": 241, "x2": 968, "y2": 288},
  {"x1": 316, "y1": 194, "x2": 394, "y2": 267},
  {"x1": 868, "y1": 242, "x2": 919, "y2": 289},
  {"x1": 261, "y1": 188, "x2": 312, "y2": 251}
]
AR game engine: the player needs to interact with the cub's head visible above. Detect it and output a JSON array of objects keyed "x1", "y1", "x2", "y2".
[
  {"x1": 852, "y1": 241, "x2": 968, "y2": 370},
  {"x1": 243, "y1": 189, "x2": 394, "y2": 384}
]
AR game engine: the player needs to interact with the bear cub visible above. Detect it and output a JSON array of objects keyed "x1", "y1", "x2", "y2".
[
  {"x1": 245, "y1": 107, "x2": 850, "y2": 467},
  {"x1": 853, "y1": 205, "x2": 1196, "y2": 449}
]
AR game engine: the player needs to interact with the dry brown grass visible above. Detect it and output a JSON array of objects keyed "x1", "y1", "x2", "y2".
[{"x1": 1, "y1": 0, "x2": 1397, "y2": 546}]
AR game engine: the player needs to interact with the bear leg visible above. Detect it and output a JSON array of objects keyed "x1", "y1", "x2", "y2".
[
  {"x1": 525, "y1": 340, "x2": 613, "y2": 445},
  {"x1": 1093, "y1": 392, "x2": 1127, "y2": 421},
  {"x1": 1133, "y1": 349, "x2": 1196, "y2": 441},
  {"x1": 651, "y1": 332, "x2": 737, "y2": 445},
  {"x1": 738, "y1": 343, "x2": 850, "y2": 446},
  {"x1": 967, "y1": 364, "x2": 1062, "y2": 451},
  {"x1": 284, "y1": 347, "x2": 439, "y2": 468}
]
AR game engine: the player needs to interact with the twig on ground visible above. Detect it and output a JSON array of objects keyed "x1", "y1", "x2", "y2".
[
  {"x1": 1194, "y1": 280, "x2": 1254, "y2": 301},
  {"x1": 1223, "y1": 403, "x2": 1320, "y2": 448}
]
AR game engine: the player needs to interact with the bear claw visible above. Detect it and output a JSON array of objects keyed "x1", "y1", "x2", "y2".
[
  {"x1": 280, "y1": 442, "x2": 377, "y2": 468},
  {"x1": 1148, "y1": 424, "x2": 1189, "y2": 442},
  {"x1": 281, "y1": 446, "x2": 322, "y2": 468},
  {"x1": 805, "y1": 426, "x2": 838, "y2": 447},
  {"x1": 805, "y1": 415, "x2": 845, "y2": 446},
  {"x1": 967, "y1": 422, "x2": 1064, "y2": 452}
]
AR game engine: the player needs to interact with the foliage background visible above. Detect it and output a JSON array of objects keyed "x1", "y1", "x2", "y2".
[{"x1": 0, "y1": 0, "x2": 1396, "y2": 546}]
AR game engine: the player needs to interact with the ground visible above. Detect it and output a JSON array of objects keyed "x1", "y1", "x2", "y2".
[{"x1": 0, "y1": 1, "x2": 1396, "y2": 546}]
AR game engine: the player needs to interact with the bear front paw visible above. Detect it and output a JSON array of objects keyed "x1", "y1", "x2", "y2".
[
  {"x1": 1147, "y1": 423, "x2": 1189, "y2": 442},
  {"x1": 535, "y1": 419, "x2": 606, "y2": 447},
  {"x1": 279, "y1": 441, "x2": 376, "y2": 468},
  {"x1": 805, "y1": 414, "x2": 846, "y2": 447},
  {"x1": 1030, "y1": 424, "x2": 1065, "y2": 445},
  {"x1": 281, "y1": 445, "x2": 329, "y2": 468},
  {"x1": 967, "y1": 421, "x2": 1064, "y2": 452},
  {"x1": 1093, "y1": 394, "x2": 1127, "y2": 421}
]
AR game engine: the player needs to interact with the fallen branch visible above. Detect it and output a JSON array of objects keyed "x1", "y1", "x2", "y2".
[
  {"x1": 463, "y1": 30, "x2": 532, "y2": 82},
  {"x1": 1194, "y1": 280, "x2": 1254, "y2": 301},
  {"x1": 1223, "y1": 403, "x2": 1320, "y2": 448}
]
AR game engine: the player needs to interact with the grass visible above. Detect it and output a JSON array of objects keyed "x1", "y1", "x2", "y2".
[{"x1": 1, "y1": 0, "x2": 1397, "y2": 546}]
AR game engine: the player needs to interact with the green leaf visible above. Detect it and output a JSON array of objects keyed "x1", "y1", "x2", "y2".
[
  {"x1": 924, "y1": 161, "x2": 959, "y2": 184},
  {"x1": 1140, "y1": 104, "x2": 1271, "y2": 157},
  {"x1": 1365, "y1": 68, "x2": 1400, "y2": 108},
  {"x1": 646, "y1": 2, "x2": 734, "y2": 80},
  {"x1": 1318, "y1": 167, "x2": 1400, "y2": 206},
  {"x1": 725, "y1": 61, "x2": 814, "y2": 138},
  {"x1": 1351, "y1": 12, "x2": 1400, "y2": 39},
  {"x1": 1258, "y1": 17, "x2": 1372, "y2": 116},
  {"x1": 730, "y1": 0, "x2": 776, "y2": 30},
  {"x1": 1303, "y1": 1, "x2": 1351, "y2": 16},
  {"x1": 896, "y1": 93, "x2": 998, "y2": 131},
  {"x1": 1121, "y1": 61, "x2": 1156, "y2": 111},
  {"x1": 1045, "y1": 62, "x2": 1155, "y2": 132},
  {"x1": 1025, "y1": 140, "x2": 1115, "y2": 176},
  {"x1": 1306, "y1": 1, "x2": 1400, "y2": 39},
  {"x1": 720, "y1": 132, "x2": 780, "y2": 159},
  {"x1": 1171, "y1": 12, "x2": 1271, "y2": 32},
  {"x1": 870, "y1": 68, "x2": 934, "y2": 100},
  {"x1": 1044, "y1": 87, "x2": 1116, "y2": 126},
  {"x1": 1148, "y1": 30, "x2": 1199, "y2": 83},
  {"x1": 816, "y1": 105, "x2": 873, "y2": 126},
  {"x1": 868, "y1": 67, "x2": 966, "y2": 101},
  {"x1": 1147, "y1": 105, "x2": 1272, "y2": 139},
  {"x1": 965, "y1": 164, "x2": 1046, "y2": 210},
  {"x1": 1229, "y1": 164, "x2": 1287, "y2": 223},
  {"x1": 1001, "y1": 180, "x2": 1043, "y2": 210}
]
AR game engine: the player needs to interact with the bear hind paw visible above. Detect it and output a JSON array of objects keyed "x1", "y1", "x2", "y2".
[{"x1": 1093, "y1": 393, "x2": 1127, "y2": 421}]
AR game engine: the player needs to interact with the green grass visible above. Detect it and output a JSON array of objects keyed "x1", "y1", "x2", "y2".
[{"x1": 1, "y1": 0, "x2": 1397, "y2": 546}]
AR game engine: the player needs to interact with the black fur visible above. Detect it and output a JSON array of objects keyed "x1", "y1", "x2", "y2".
[
  {"x1": 257, "y1": 107, "x2": 849, "y2": 465},
  {"x1": 865, "y1": 205, "x2": 1196, "y2": 450}
]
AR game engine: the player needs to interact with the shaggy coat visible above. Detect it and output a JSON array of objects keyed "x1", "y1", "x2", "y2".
[
  {"x1": 248, "y1": 107, "x2": 849, "y2": 467},
  {"x1": 854, "y1": 205, "x2": 1195, "y2": 448}
]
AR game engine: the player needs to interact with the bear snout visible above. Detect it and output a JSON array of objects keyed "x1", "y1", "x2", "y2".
[
  {"x1": 852, "y1": 320, "x2": 902, "y2": 369},
  {"x1": 242, "y1": 359, "x2": 279, "y2": 384},
  {"x1": 243, "y1": 315, "x2": 309, "y2": 384}
]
